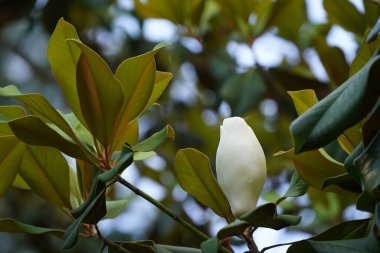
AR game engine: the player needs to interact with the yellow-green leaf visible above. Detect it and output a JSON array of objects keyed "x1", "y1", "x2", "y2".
[
  {"x1": 0, "y1": 105, "x2": 26, "y2": 136},
  {"x1": 275, "y1": 149, "x2": 347, "y2": 193},
  {"x1": 0, "y1": 136, "x2": 25, "y2": 197},
  {"x1": 173, "y1": 148, "x2": 233, "y2": 221},
  {"x1": 19, "y1": 146, "x2": 71, "y2": 208},
  {"x1": 47, "y1": 18, "x2": 86, "y2": 126}
]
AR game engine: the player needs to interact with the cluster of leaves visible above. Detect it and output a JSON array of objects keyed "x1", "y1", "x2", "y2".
[{"x1": 0, "y1": 18, "x2": 176, "y2": 252}]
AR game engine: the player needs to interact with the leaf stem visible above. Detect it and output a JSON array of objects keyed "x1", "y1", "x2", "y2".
[
  {"x1": 243, "y1": 227, "x2": 259, "y2": 253},
  {"x1": 116, "y1": 176, "x2": 210, "y2": 241}
]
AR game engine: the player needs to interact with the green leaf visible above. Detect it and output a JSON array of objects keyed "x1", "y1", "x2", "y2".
[
  {"x1": 68, "y1": 39, "x2": 124, "y2": 148},
  {"x1": 12, "y1": 173, "x2": 30, "y2": 190},
  {"x1": 201, "y1": 238, "x2": 221, "y2": 253},
  {"x1": 133, "y1": 125, "x2": 175, "y2": 152},
  {"x1": 144, "y1": 71, "x2": 173, "y2": 111},
  {"x1": 322, "y1": 173, "x2": 362, "y2": 194},
  {"x1": 216, "y1": 220, "x2": 249, "y2": 240},
  {"x1": 367, "y1": 17, "x2": 380, "y2": 43},
  {"x1": 111, "y1": 118, "x2": 139, "y2": 152},
  {"x1": 102, "y1": 199, "x2": 128, "y2": 220},
  {"x1": 69, "y1": 165, "x2": 83, "y2": 209},
  {"x1": 173, "y1": 148, "x2": 233, "y2": 221},
  {"x1": 133, "y1": 151, "x2": 156, "y2": 161},
  {"x1": 362, "y1": 102, "x2": 380, "y2": 147},
  {"x1": 0, "y1": 218, "x2": 64, "y2": 238},
  {"x1": 356, "y1": 191, "x2": 377, "y2": 213},
  {"x1": 353, "y1": 131, "x2": 380, "y2": 195},
  {"x1": 0, "y1": 85, "x2": 81, "y2": 145},
  {"x1": 47, "y1": 18, "x2": 86, "y2": 126},
  {"x1": 0, "y1": 105, "x2": 26, "y2": 136},
  {"x1": 62, "y1": 184, "x2": 106, "y2": 249},
  {"x1": 291, "y1": 55, "x2": 380, "y2": 153},
  {"x1": 308, "y1": 239, "x2": 370, "y2": 253},
  {"x1": 288, "y1": 219, "x2": 371, "y2": 253},
  {"x1": 323, "y1": 0, "x2": 366, "y2": 35},
  {"x1": 19, "y1": 146, "x2": 71, "y2": 208},
  {"x1": 287, "y1": 90, "x2": 318, "y2": 115},
  {"x1": 0, "y1": 136, "x2": 25, "y2": 197},
  {"x1": 9, "y1": 115, "x2": 89, "y2": 162},
  {"x1": 276, "y1": 172, "x2": 309, "y2": 204},
  {"x1": 98, "y1": 145, "x2": 133, "y2": 182},
  {"x1": 240, "y1": 203, "x2": 301, "y2": 230},
  {"x1": 114, "y1": 43, "x2": 169, "y2": 146},
  {"x1": 275, "y1": 148, "x2": 347, "y2": 193}
]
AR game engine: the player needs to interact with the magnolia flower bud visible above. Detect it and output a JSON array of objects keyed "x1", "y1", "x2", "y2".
[{"x1": 216, "y1": 117, "x2": 266, "y2": 217}]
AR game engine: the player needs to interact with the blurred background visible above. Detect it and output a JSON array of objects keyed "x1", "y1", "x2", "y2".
[{"x1": 0, "y1": 0, "x2": 378, "y2": 252}]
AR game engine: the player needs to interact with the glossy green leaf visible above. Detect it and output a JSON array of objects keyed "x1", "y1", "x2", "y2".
[
  {"x1": 47, "y1": 18, "x2": 85, "y2": 124},
  {"x1": 291, "y1": 55, "x2": 380, "y2": 153},
  {"x1": 8, "y1": 116, "x2": 89, "y2": 162},
  {"x1": 62, "y1": 185, "x2": 106, "y2": 249},
  {"x1": 98, "y1": 145, "x2": 133, "y2": 182},
  {"x1": 19, "y1": 146, "x2": 71, "y2": 208},
  {"x1": 276, "y1": 171, "x2": 309, "y2": 204},
  {"x1": 367, "y1": 17, "x2": 380, "y2": 43},
  {"x1": 173, "y1": 148, "x2": 233, "y2": 221},
  {"x1": 324, "y1": 0, "x2": 366, "y2": 35},
  {"x1": 0, "y1": 105, "x2": 26, "y2": 136},
  {"x1": 144, "y1": 71, "x2": 173, "y2": 110},
  {"x1": 275, "y1": 148, "x2": 347, "y2": 193},
  {"x1": 69, "y1": 165, "x2": 83, "y2": 209},
  {"x1": 114, "y1": 43, "x2": 169, "y2": 145},
  {"x1": 353, "y1": 131, "x2": 380, "y2": 195},
  {"x1": 47, "y1": 18, "x2": 86, "y2": 126},
  {"x1": 287, "y1": 90, "x2": 318, "y2": 115},
  {"x1": 133, "y1": 125, "x2": 175, "y2": 152},
  {"x1": 68, "y1": 39, "x2": 124, "y2": 148},
  {"x1": 133, "y1": 151, "x2": 156, "y2": 161},
  {"x1": 240, "y1": 203, "x2": 301, "y2": 230},
  {"x1": 288, "y1": 219, "x2": 371, "y2": 253},
  {"x1": 0, "y1": 136, "x2": 25, "y2": 197},
  {"x1": 216, "y1": 220, "x2": 249, "y2": 240},
  {"x1": 0, "y1": 85, "x2": 81, "y2": 145},
  {"x1": 0, "y1": 218, "x2": 64, "y2": 238},
  {"x1": 102, "y1": 199, "x2": 128, "y2": 220}
]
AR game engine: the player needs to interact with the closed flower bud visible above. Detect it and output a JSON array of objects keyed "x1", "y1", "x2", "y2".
[{"x1": 216, "y1": 117, "x2": 266, "y2": 217}]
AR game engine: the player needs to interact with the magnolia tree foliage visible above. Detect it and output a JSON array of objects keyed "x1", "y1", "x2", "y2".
[{"x1": 0, "y1": 1, "x2": 380, "y2": 253}]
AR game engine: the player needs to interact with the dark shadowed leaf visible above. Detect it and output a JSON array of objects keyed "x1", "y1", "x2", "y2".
[
  {"x1": 367, "y1": 17, "x2": 380, "y2": 43},
  {"x1": 217, "y1": 220, "x2": 249, "y2": 239},
  {"x1": 240, "y1": 203, "x2": 301, "y2": 230},
  {"x1": 173, "y1": 148, "x2": 233, "y2": 221},
  {"x1": 0, "y1": 105, "x2": 26, "y2": 136},
  {"x1": 0, "y1": 218, "x2": 64, "y2": 238}
]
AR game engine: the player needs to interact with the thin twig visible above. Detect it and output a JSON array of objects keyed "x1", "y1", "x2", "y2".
[
  {"x1": 260, "y1": 242, "x2": 293, "y2": 253},
  {"x1": 95, "y1": 225, "x2": 131, "y2": 253},
  {"x1": 116, "y1": 176, "x2": 210, "y2": 241},
  {"x1": 242, "y1": 227, "x2": 259, "y2": 253}
]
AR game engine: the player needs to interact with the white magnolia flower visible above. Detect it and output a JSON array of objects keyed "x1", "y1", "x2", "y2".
[{"x1": 216, "y1": 117, "x2": 267, "y2": 217}]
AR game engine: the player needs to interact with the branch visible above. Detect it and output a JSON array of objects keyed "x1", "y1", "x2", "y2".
[
  {"x1": 116, "y1": 176, "x2": 210, "y2": 241},
  {"x1": 95, "y1": 225, "x2": 131, "y2": 253},
  {"x1": 260, "y1": 242, "x2": 293, "y2": 253}
]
